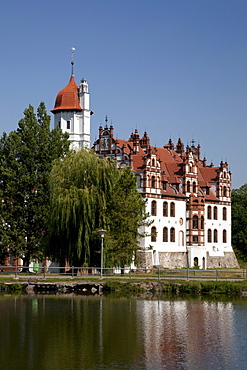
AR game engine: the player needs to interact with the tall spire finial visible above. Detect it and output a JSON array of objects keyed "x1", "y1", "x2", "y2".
[{"x1": 71, "y1": 47, "x2": 75, "y2": 76}]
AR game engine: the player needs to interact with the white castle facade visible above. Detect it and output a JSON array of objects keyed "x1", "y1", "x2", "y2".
[{"x1": 52, "y1": 67, "x2": 239, "y2": 270}]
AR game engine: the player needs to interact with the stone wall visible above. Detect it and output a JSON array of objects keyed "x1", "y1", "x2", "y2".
[
  {"x1": 206, "y1": 252, "x2": 240, "y2": 269},
  {"x1": 137, "y1": 251, "x2": 188, "y2": 269},
  {"x1": 137, "y1": 251, "x2": 153, "y2": 269},
  {"x1": 158, "y1": 252, "x2": 188, "y2": 269}
]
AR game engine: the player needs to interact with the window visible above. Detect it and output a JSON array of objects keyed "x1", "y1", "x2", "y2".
[
  {"x1": 162, "y1": 182, "x2": 167, "y2": 191},
  {"x1": 163, "y1": 201, "x2": 168, "y2": 217},
  {"x1": 136, "y1": 176, "x2": 141, "y2": 187},
  {"x1": 214, "y1": 229, "x2": 218, "y2": 243},
  {"x1": 170, "y1": 202, "x2": 175, "y2": 217},
  {"x1": 151, "y1": 226, "x2": 157, "y2": 242},
  {"x1": 151, "y1": 176, "x2": 156, "y2": 188},
  {"x1": 223, "y1": 207, "x2": 227, "y2": 221},
  {"x1": 152, "y1": 158, "x2": 155, "y2": 167},
  {"x1": 151, "y1": 200, "x2": 157, "y2": 216},
  {"x1": 193, "y1": 181, "x2": 196, "y2": 193},
  {"x1": 58, "y1": 121, "x2": 61, "y2": 128},
  {"x1": 163, "y1": 227, "x2": 168, "y2": 242},
  {"x1": 187, "y1": 181, "x2": 191, "y2": 192},
  {"x1": 170, "y1": 227, "x2": 175, "y2": 242},
  {"x1": 223, "y1": 229, "x2": 227, "y2": 243},
  {"x1": 207, "y1": 206, "x2": 212, "y2": 220},
  {"x1": 192, "y1": 215, "x2": 198, "y2": 229},
  {"x1": 223, "y1": 186, "x2": 227, "y2": 197},
  {"x1": 67, "y1": 120, "x2": 70, "y2": 129},
  {"x1": 193, "y1": 236, "x2": 198, "y2": 242},
  {"x1": 213, "y1": 206, "x2": 218, "y2": 220},
  {"x1": 201, "y1": 216, "x2": 204, "y2": 229},
  {"x1": 208, "y1": 229, "x2": 212, "y2": 243}
]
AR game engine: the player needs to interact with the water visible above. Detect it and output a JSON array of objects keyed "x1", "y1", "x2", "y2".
[{"x1": 0, "y1": 294, "x2": 247, "y2": 369}]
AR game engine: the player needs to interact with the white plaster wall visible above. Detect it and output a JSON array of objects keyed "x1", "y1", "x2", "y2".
[
  {"x1": 142, "y1": 198, "x2": 187, "y2": 252},
  {"x1": 204, "y1": 204, "x2": 232, "y2": 255}
]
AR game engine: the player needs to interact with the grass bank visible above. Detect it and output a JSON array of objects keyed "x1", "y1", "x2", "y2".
[{"x1": 103, "y1": 279, "x2": 247, "y2": 295}]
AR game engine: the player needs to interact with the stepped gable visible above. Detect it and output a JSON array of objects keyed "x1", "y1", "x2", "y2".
[{"x1": 51, "y1": 76, "x2": 82, "y2": 113}]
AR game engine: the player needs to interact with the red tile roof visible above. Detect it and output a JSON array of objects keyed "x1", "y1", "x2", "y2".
[{"x1": 51, "y1": 76, "x2": 82, "y2": 113}]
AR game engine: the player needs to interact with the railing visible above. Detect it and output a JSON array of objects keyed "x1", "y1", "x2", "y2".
[{"x1": 1, "y1": 265, "x2": 247, "y2": 281}]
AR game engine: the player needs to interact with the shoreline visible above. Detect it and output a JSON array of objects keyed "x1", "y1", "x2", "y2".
[{"x1": 1, "y1": 278, "x2": 247, "y2": 296}]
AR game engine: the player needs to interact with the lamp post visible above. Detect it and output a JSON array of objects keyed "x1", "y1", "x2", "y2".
[{"x1": 99, "y1": 229, "x2": 106, "y2": 278}]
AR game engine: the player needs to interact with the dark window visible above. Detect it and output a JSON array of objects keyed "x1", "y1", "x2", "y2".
[
  {"x1": 207, "y1": 206, "x2": 212, "y2": 220},
  {"x1": 223, "y1": 207, "x2": 227, "y2": 221},
  {"x1": 192, "y1": 215, "x2": 198, "y2": 229},
  {"x1": 67, "y1": 120, "x2": 70, "y2": 129},
  {"x1": 151, "y1": 176, "x2": 156, "y2": 188},
  {"x1": 208, "y1": 229, "x2": 212, "y2": 243},
  {"x1": 223, "y1": 229, "x2": 227, "y2": 243},
  {"x1": 193, "y1": 236, "x2": 198, "y2": 242},
  {"x1": 151, "y1": 200, "x2": 157, "y2": 216},
  {"x1": 151, "y1": 226, "x2": 157, "y2": 242},
  {"x1": 223, "y1": 186, "x2": 227, "y2": 197},
  {"x1": 193, "y1": 182, "x2": 196, "y2": 193},
  {"x1": 170, "y1": 227, "x2": 175, "y2": 242},
  {"x1": 162, "y1": 182, "x2": 167, "y2": 191},
  {"x1": 201, "y1": 216, "x2": 204, "y2": 229},
  {"x1": 187, "y1": 181, "x2": 191, "y2": 192},
  {"x1": 163, "y1": 227, "x2": 168, "y2": 242},
  {"x1": 214, "y1": 229, "x2": 218, "y2": 243},
  {"x1": 170, "y1": 202, "x2": 175, "y2": 217},
  {"x1": 213, "y1": 206, "x2": 217, "y2": 220},
  {"x1": 163, "y1": 202, "x2": 168, "y2": 217}
]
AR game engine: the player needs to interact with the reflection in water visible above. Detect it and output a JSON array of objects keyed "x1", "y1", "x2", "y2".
[
  {"x1": 137, "y1": 300, "x2": 236, "y2": 369},
  {"x1": 0, "y1": 294, "x2": 245, "y2": 369}
]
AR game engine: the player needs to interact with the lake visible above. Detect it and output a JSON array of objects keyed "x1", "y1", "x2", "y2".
[{"x1": 0, "y1": 293, "x2": 247, "y2": 369}]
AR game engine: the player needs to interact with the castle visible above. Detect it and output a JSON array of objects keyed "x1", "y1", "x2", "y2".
[{"x1": 52, "y1": 64, "x2": 239, "y2": 269}]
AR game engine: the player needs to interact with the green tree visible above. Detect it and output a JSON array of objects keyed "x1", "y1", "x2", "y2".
[
  {"x1": 0, "y1": 102, "x2": 70, "y2": 267},
  {"x1": 48, "y1": 149, "x2": 149, "y2": 268},
  {"x1": 232, "y1": 183, "x2": 247, "y2": 261}
]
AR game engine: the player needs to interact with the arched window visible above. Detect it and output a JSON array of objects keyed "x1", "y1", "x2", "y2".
[
  {"x1": 136, "y1": 175, "x2": 141, "y2": 187},
  {"x1": 223, "y1": 229, "x2": 227, "y2": 243},
  {"x1": 170, "y1": 227, "x2": 175, "y2": 242},
  {"x1": 151, "y1": 176, "x2": 156, "y2": 188},
  {"x1": 170, "y1": 202, "x2": 175, "y2": 217},
  {"x1": 223, "y1": 186, "x2": 227, "y2": 197},
  {"x1": 208, "y1": 229, "x2": 212, "y2": 243},
  {"x1": 213, "y1": 206, "x2": 218, "y2": 220},
  {"x1": 223, "y1": 207, "x2": 227, "y2": 221},
  {"x1": 207, "y1": 206, "x2": 212, "y2": 220},
  {"x1": 163, "y1": 227, "x2": 168, "y2": 242},
  {"x1": 151, "y1": 226, "x2": 157, "y2": 242},
  {"x1": 187, "y1": 181, "x2": 191, "y2": 192},
  {"x1": 163, "y1": 201, "x2": 168, "y2": 217},
  {"x1": 193, "y1": 181, "x2": 196, "y2": 193},
  {"x1": 201, "y1": 216, "x2": 204, "y2": 229},
  {"x1": 192, "y1": 215, "x2": 198, "y2": 229},
  {"x1": 214, "y1": 229, "x2": 218, "y2": 243},
  {"x1": 152, "y1": 158, "x2": 155, "y2": 167},
  {"x1": 151, "y1": 200, "x2": 157, "y2": 216}
]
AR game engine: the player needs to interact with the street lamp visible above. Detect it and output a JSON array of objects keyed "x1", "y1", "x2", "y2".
[{"x1": 99, "y1": 229, "x2": 106, "y2": 278}]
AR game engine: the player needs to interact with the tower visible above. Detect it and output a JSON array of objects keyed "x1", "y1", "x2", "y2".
[{"x1": 51, "y1": 51, "x2": 92, "y2": 149}]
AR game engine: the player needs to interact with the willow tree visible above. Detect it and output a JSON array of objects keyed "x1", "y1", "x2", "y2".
[
  {"x1": 48, "y1": 149, "x2": 119, "y2": 266},
  {"x1": 48, "y1": 149, "x2": 149, "y2": 268}
]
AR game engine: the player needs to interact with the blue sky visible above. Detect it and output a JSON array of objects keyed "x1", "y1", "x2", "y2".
[{"x1": 1, "y1": 0, "x2": 246, "y2": 188}]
